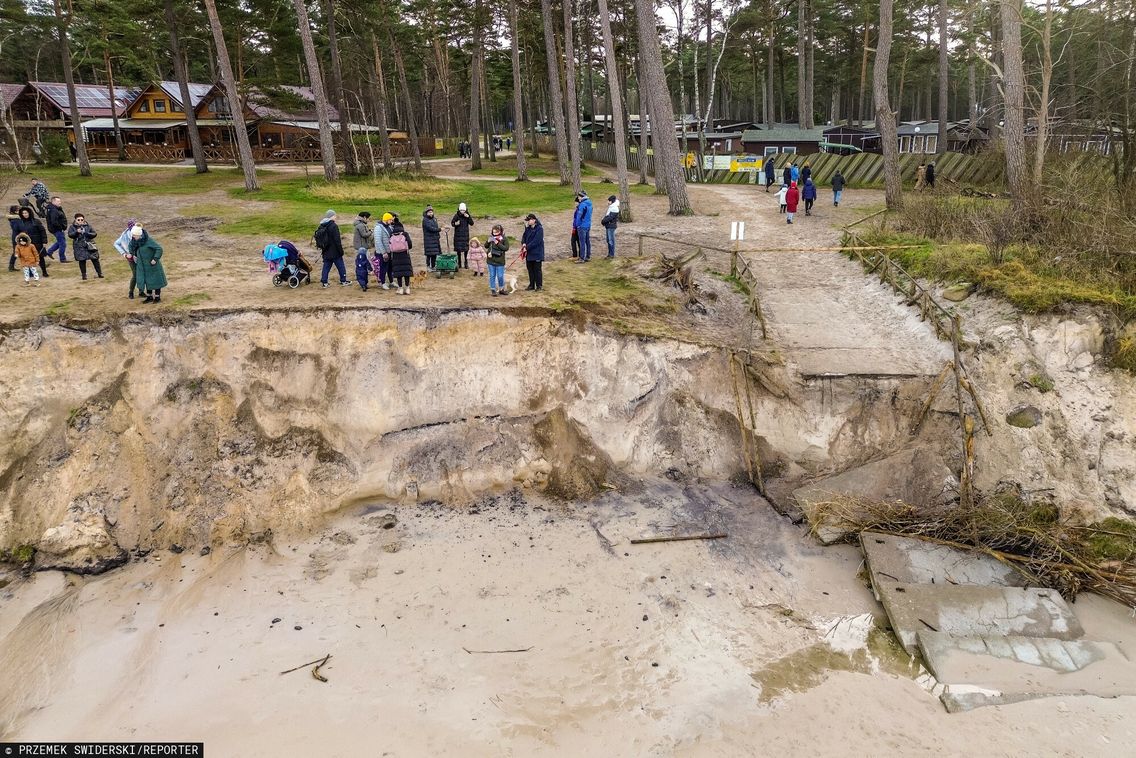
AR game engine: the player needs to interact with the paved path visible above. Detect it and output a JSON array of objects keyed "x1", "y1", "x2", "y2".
[{"x1": 693, "y1": 184, "x2": 951, "y2": 378}]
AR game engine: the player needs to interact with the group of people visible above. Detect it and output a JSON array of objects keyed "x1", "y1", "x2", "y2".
[
  {"x1": 915, "y1": 162, "x2": 937, "y2": 190},
  {"x1": 312, "y1": 202, "x2": 546, "y2": 297},
  {"x1": 456, "y1": 136, "x2": 514, "y2": 158},
  {"x1": 570, "y1": 191, "x2": 621, "y2": 262},
  {"x1": 761, "y1": 161, "x2": 847, "y2": 224},
  {"x1": 7, "y1": 178, "x2": 167, "y2": 300}
]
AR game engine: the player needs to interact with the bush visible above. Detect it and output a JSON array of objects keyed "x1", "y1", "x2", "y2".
[{"x1": 39, "y1": 133, "x2": 71, "y2": 166}]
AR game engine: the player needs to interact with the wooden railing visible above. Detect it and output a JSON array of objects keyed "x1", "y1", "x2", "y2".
[{"x1": 841, "y1": 216, "x2": 991, "y2": 507}]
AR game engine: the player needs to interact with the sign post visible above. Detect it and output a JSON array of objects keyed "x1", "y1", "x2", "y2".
[{"x1": 729, "y1": 221, "x2": 745, "y2": 276}]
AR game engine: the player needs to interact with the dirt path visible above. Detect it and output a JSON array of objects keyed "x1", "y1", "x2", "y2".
[{"x1": 685, "y1": 183, "x2": 951, "y2": 377}]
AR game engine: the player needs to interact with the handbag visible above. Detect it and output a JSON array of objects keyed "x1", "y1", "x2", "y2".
[{"x1": 86, "y1": 241, "x2": 99, "y2": 259}]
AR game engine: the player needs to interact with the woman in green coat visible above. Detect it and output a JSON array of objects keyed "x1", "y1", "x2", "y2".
[{"x1": 129, "y1": 225, "x2": 168, "y2": 304}]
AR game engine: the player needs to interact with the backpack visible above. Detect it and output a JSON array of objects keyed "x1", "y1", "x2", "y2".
[
  {"x1": 313, "y1": 223, "x2": 330, "y2": 250},
  {"x1": 389, "y1": 230, "x2": 409, "y2": 253}
]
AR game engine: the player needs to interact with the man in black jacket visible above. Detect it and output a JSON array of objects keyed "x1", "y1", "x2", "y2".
[
  {"x1": 9, "y1": 206, "x2": 49, "y2": 277},
  {"x1": 45, "y1": 196, "x2": 69, "y2": 262},
  {"x1": 315, "y1": 210, "x2": 349, "y2": 288}
]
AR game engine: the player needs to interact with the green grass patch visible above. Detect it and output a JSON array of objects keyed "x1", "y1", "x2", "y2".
[
  {"x1": 1028, "y1": 373, "x2": 1055, "y2": 393},
  {"x1": 171, "y1": 292, "x2": 212, "y2": 307},
  {"x1": 1111, "y1": 336, "x2": 1136, "y2": 372},
  {"x1": 44, "y1": 298, "x2": 76, "y2": 316},
  {"x1": 2, "y1": 165, "x2": 264, "y2": 196},
  {"x1": 1084, "y1": 517, "x2": 1136, "y2": 562},
  {"x1": 468, "y1": 156, "x2": 596, "y2": 178},
  {"x1": 854, "y1": 229, "x2": 1136, "y2": 318},
  {"x1": 220, "y1": 174, "x2": 647, "y2": 240},
  {"x1": 707, "y1": 269, "x2": 751, "y2": 296}
]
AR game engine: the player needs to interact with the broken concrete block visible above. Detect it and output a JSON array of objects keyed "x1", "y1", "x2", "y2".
[
  {"x1": 860, "y1": 532, "x2": 1027, "y2": 592},
  {"x1": 875, "y1": 583, "x2": 1084, "y2": 655},
  {"x1": 919, "y1": 631, "x2": 1136, "y2": 710}
]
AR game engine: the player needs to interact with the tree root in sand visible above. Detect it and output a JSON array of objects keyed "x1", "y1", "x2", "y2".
[{"x1": 808, "y1": 493, "x2": 1136, "y2": 608}]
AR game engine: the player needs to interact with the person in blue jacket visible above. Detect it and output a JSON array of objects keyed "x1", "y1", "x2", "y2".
[
  {"x1": 764, "y1": 158, "x2": 776, "y2": 192},
  {"x1": 521, "y1": 213, "x2": 545, "y2": 291},
  {"x1": 572, "y1": 191, "x2": 593, "y2": 263},
  {"x1": 803, "y1": 178, "x2": 818, "y2": 216},
  {"x1": 790, "y1": 162, "x2": 800, "y2": 183}
]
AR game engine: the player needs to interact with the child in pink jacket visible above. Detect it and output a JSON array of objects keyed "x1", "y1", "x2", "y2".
[{"x1": 467, "y1": 237, "x2": 487, "y2": 276}]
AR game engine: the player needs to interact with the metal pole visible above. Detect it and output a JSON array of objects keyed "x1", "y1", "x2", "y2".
[{"x1": 104, "y1": 45, "x2": 125, "y2": 161}]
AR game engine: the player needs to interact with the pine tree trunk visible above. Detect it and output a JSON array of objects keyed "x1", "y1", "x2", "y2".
[
  {"x1": 393, "y1": 45, "x2": 422, "y2": 172},
  {"x1": 290, "y1": 0, "x2": 336, "y2": 181},
  {"x1": 598, "y1": 0, "x2": 631, "y2": 220},
  {"x1": 767, "y1": 22, "x2": 776, "y2": 126},
  {"x1": 563, "y1": 0, "x2": 582, "y2": 191},
  {"x1": 51, "y1": 0, "x2": 90, "y2": 176},
  {"x1": 204, "y1": 0, "x2": 259, "y2": 189},
  {"x1": 857, "y1": 23, "x2": 869, "y2": 126},
  {"x1": 634, "y1": 0, "x2": 691, "y2": 214},
  {"x1": 371, "y1": 34, "x2": 393, "y2": 171},
  {"x1": 509, "y1": 0, "x2": 528, "y2": 181},
  {"x1": 324, "y1": 0, "x2": 357, "y2": 175},
  {"x1": 469, "y1": 30, "x2": 482, "y2": 170},
  {"x1": 805, "y1": 0, "x2": 814, "y2": 128},
  {"x1": 1033, "y1": 0, "x2": 1053, "y2": 184},
  {"x1": 874, "y1": 0, "x2": 902, "y2": 209},
  {"x1": 797, "y1": 0, "x2": 807, "y2": 127},
  {"x1": 937, "y1": 0, "x2": 949, "y2": 154},
  {"x1": 1000, "y1": 0, "x2": 1029, "y2": 207},
  {"x1": 635, "y1": 52, "x2": 649, "y2": 186},
  {"x1": 165, "y1": 0, "x2": 207, "y2": 173},
  {"x1": 481, "y1": 48, "x2": 496, "y2": 162},
  {"x1": 540, "y1": 0, "x2": 571, "y2": 184}
]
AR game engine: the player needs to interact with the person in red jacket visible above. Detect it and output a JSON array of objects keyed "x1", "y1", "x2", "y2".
[{"x1": 785, "y1": 181, "x2": 800, "y2": 224}]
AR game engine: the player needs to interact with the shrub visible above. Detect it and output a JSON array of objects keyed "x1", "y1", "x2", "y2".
[{"x1": 39, "y1": 133, "x2": 71, "y2": 166}]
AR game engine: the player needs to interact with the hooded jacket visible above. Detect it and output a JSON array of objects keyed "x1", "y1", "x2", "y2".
[
  {"x1": 802, "y1": 180, "x2": 817, "y2": 201},
  {"x1": 785, "y1": 184, "x2": 800, "y2": 213},
  {"x1": 831, "y1": 173, "x2": 845, "y2": 192},
  {"x1": 129, "y1": 230, "x2": 168, "y2": 290},
  {"x1": 422, "y1": 211, "x2": 442, "y2": 255},
  {"x1": 573, "y1": 196, "x2": 593, "y2": 228},
  {"x1": 13, "y1": 234, "x2": 39, "y2": 267},
  {"x1": 11, "y1": 208, "x2": 46, "y2": 248},
  {"x1": 352, "y1": 218, "x2": 374, "y2": 251},
  {"x1": 316, "y1": 217, "x2": 345, "y2": 260}
]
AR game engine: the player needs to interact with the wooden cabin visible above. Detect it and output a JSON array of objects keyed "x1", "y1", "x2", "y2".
[{"x1": 740, "y1": 126, "x2": 826, "y2": 157}]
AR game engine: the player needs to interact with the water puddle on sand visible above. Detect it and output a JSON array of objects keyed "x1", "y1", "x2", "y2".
[{"x1": 750, "y1": 613, "x2": 940, "y2": 705}]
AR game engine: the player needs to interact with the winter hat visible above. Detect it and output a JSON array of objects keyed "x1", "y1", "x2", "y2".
[
  {"x1": 425, "y1": 205, "x2": 434, "y2": 212},
  {"x1": 126, "y1": 218, "x2": 136, "y2": 228},
  {"x1": 790, "y1": 181, "x2": 797, "y2": 188},
  {"x1": 458, "y1": 202, "x2": 468, "y2": 212},
  {"x1": 131, "y1": 225, "x2": 144, "y2": 238},
  {"x1": 381, "y1": 212, "x2": 394, "y2": 223},
  {"x1": 324, "y1": 210, "x2": 336, "y2": 219},
  {"x1": 524, "y1": 213, "x2": 537, "y2": 221}
]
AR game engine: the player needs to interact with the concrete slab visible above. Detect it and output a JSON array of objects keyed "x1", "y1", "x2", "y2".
[
  {"x1": 743, "y1": 250, "x2": 951, "y2": 378},
  {"x1": 919, "y1": 632, "x2": 1136, "y2": 710},
  {"x1": 876, "y1": 583, "x2": 1084, "y2": 654},
  {"x1": 861, "y1": 532, "x2": 1028, "y2": 593}
]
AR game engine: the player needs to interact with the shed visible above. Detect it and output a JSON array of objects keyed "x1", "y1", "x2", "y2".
[{"x1": 741, "y1": 126, "x2": 826, "y2": 156}]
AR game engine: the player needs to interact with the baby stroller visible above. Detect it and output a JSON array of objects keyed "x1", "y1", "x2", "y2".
[
  {"x1": 435, "y1": 253, "x2": 458, "y2": 279},
  {"x1": 265, "y1": 241, "x2": 312, "y2": 288}
]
